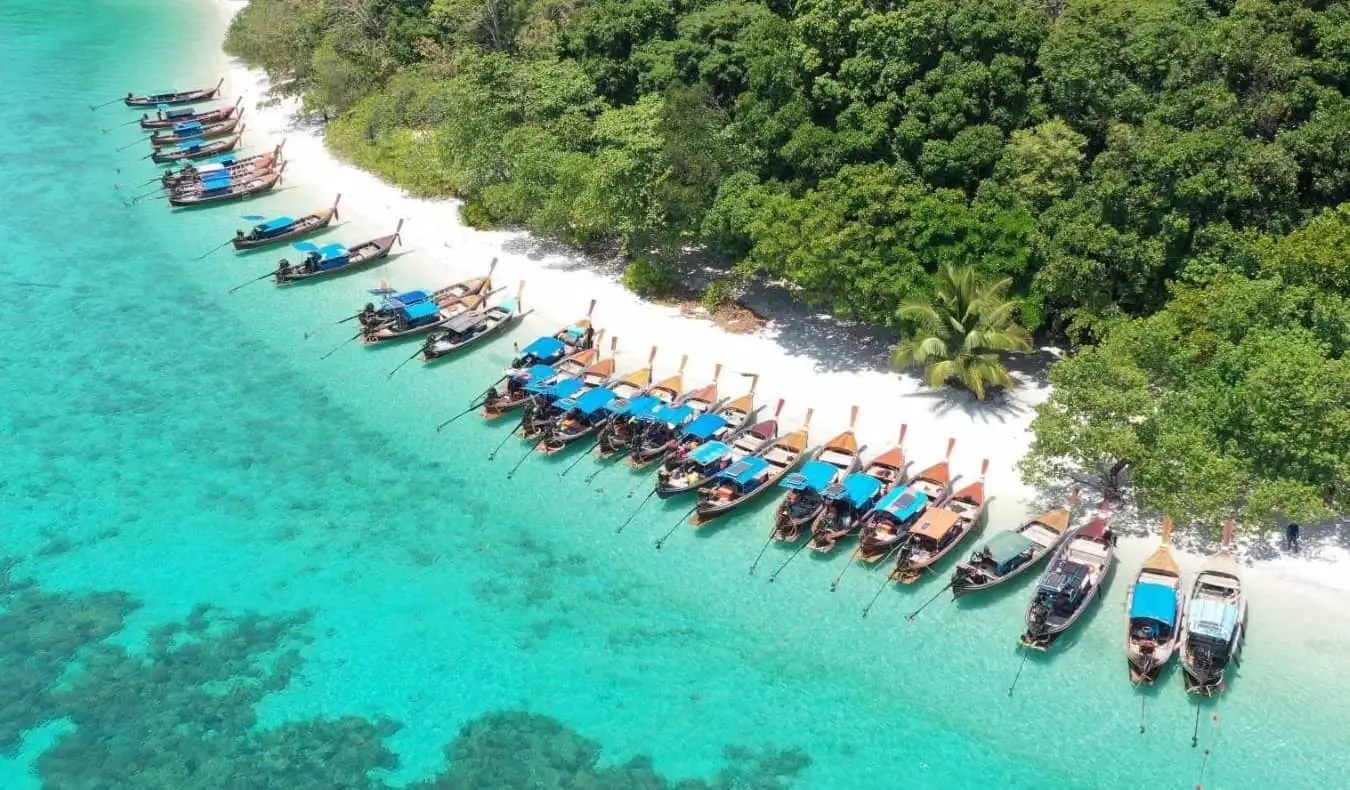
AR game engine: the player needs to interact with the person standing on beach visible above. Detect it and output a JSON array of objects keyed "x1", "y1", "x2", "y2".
[{"x1": 1286, "y1": 522, "x2": 1301, "y2": 551}]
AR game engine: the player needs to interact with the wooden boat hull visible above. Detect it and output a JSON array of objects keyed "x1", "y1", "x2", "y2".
[
  {"x1": 162, "y1": 150, "x2": 278, "y2": 190},
  {"x1": 423, "y1": 307, "x2": 523, "y2": 363},
  {"x1": 231, "y1": 210, "x2": 334, "y2": 251},
  {"x1": 151, "y1": 132, "x2": 242, "y2": 164},
  {"x1": 274, "y1": 234, "x2": 397, "y2": 285},
  {"x1": 168, "y1": 171, "x2": 280, "y2": 207},
  {"x1": 538, "y1": 422, "x2": 604, "y2": 455},
  {"x1": 1021, "y1": 543, "x2": 1115, "y2": 651},
  {"x1": 892, "y1": 506, "x2": 987, "y2": 584},
  {"x1": 692, "y1": 441, "x2": 804, "y2": 526},
  {"x1": 125, "y1": 84, "x2": 221, "y2": 107},
  {"x1": 150, "y1": 115, "x2": 242, "y2": 146},
  {"x1": 951, "y1": 545, "x2": 1055, "y2": 595},
  {"x1": 140, "y1": 105, "x2": 238, "y2": 129}
]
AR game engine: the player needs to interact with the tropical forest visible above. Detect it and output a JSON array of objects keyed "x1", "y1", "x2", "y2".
[{"x1": 224, "y1": 0, "x2": 1350, "y2": 530}]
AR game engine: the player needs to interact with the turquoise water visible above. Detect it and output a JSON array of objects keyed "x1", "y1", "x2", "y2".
[{"x1": 3, "y1": 1, "x2": 1349, "y2": 787}]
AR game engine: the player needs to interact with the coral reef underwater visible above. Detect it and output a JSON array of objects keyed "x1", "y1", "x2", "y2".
[{"x1": 0, "y1": 559, "x2": 809, "y2": 789}]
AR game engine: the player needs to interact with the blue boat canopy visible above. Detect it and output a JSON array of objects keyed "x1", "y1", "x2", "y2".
[
  {"x1": 530, "y1": 376, "x2": 581, "y2": 397},
  {"x1": 515, "y1": 364, "x2": 556, "y2": 384},
  {"x1": 177, "y1": 140, "x2": 205, "y2": 150},
  {"x1": 564, "y1": 325, "x2": 587, "y2": 339},
  {"x1": 575, "y1": 387, "x2": 617, "y2": 415},
  {"x1": 687, "y1": 440, "x2": 731, "y2": 465},
  {"x1": 781, "y1": 460, "x2": 837, "y2": 492},
  {"x1": 681, "y1": 413, "x2": 728, "y2": 441},
  {"x1": 201, "y1": 173, "x2": 231, "y2": 191},
  {"x1": 400, "y1": 301, "x2": 440, "y2": 322},
  {"x1": 1129, "y1": 582, "x2": 1178, "y2": 627},
  {"x1": 383, "y1": 289, "x2": 429, "y2": 309},
  {"x1": 520, "y1": 336, "x2": 564, "y2": 360},
  {"x1": 1187, "y1": 599, "x2": 1238, "y2": 642},
  {"x1": 206, "y1": 154, "x2": 237, "y2": 166},
  {"x1": 609, "y1": 393, "x2": 661, "y2": 417},
  {"x1": 164, "y1": 106, "x2": 194, "y2": 118},
  {"x1": 830, "y1": 473, "x2": 883, "y2": 508},
  {"x1": 877, "y1": 487, "x2": 929, "y2": 521},
  {"x1": 256, "y1": 216, "x2": 295, "y2": 233},
  {"x1": 656, "y1": 404, "x2": 694, "y2": 425},
  {"x1": 317, "y1": 243, "x2": 348, "y2": 260},
  {"x1": 719, "y1": 456, "x2": 769, "y2": 485},
  {"x1": 173, "y1": 121, "x2": 204, "y2": 133}
]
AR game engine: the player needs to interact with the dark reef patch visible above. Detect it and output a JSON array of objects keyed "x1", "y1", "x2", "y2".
[{"x1": 1, "y1": 560, "x2": 809, "y2": 789}]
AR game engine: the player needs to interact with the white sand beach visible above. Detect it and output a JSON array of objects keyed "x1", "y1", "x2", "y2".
[{"x1": 212, "y1": 0, "x2": 1349, "y2": 604}]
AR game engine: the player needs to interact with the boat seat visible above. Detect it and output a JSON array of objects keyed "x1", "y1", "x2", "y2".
[
  {"x1": 1137, "y1": 572, "x2": 1178, "y2": 587},
  {"x1": 1022, "y1": 524, "x2": 1060, "y2": 547},
  {"x1": 818, "y1": 450, "x2": 854, "y2": 467},
  {"x1": 763, "y1": 447, "x2": 796, "y2": 465}
]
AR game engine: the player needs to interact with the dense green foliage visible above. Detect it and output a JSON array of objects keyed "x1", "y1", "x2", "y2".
[
  {"x1": 225, "y1": 0, "x2": 1350, "y2": 527},
  {"x1": 891, "y1": 265, "x2": 1033, "y2": 400}
]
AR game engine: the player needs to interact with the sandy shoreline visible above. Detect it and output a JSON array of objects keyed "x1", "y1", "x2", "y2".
[{"x1": 210, "y1": 0, "x2": 1349, "y2": 603}]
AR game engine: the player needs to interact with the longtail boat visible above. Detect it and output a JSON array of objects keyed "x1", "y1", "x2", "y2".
[
  {"x1": 1125, "y1": 517, "x2": 1185, "y2": 685},
  {"x1": 509, "y1": 301, "x2": 597, "y2": 369},
  {"x1": 150, "y1": 128, "x2": 243, "y2": 164},
  {"x1": 161, "y1": 142, "x2": 282, "y2": 190},
  {"x1": 140, "y1": 97, "x2": 241, "y2": 129},
  {"x1": 809, "y1": 426, "x2": 908, "y2": 553},
  {"x1": 518, "y1": 343, "x2": 619, "y2": 439},
  {"x1": 594, "y1": 355, "x2": 688, "y2": 460},
  {"x1": 1020, "y1": 507, "x2": 1117, "y2": 651},
  {"x1": 856, "y1": 438, "x2": 955, "y2": 562},
  {"x1": 890, "y1": 460, "x2": 989, "y2": 583},
  {"x1": 149, "y1": 108, "x2": 244, "y2": 146},
  {"x1": 951, "y1": 490, "x2": 1078, "y2": 595},
  {"x1": 537, "y1": 350, "x2": 656, "y2": 454},
  {"x1": 273, "y1": 220, "x2": 403, "y2": 285},
  {"x1": 626, "y1": 365, "x2": 728, "y2": 469},
  {"x1": 362, "y1": 292, "x2": 495, "y2": 345},
  {"x1": 1180, "y1": 520, "x2": 1247, "y2": 695},
  {"x1": 479, "y1": 334, "x2": 605, "y2": 420},
  {"x1": 690, "y1": 409, "x2": 812, "y2": 526},
  {"x1": 232, "y1": 194, "x2": 340, "y2": 251},
  {"x1": 168, "y1": 162, "x2": 282, "y2": 207},
  {"x1": 124, "y1": 78, "x2": 223, "y2": 107},
  {"x1": 655, "y1": 397, "x2": 779, "y2": 499},
  {"x1": 359, "y1": 268, "x2": 496, "y2": 342},
  {"x1": 421, "y1": 283, "x2": 530, "y2": 362},
  {"x1": 772, "y1": 407, "x2": 862, "y2": 542}
]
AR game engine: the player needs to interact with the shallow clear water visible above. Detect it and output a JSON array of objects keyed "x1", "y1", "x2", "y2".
[{"x1": 2, "y1": 1, "x2": 1349, "y2": 788}]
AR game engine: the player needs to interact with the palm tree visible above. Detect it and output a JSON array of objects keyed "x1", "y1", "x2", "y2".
[{"x1": 890, "y1": 264, "x2": 1033, "y2": 400}]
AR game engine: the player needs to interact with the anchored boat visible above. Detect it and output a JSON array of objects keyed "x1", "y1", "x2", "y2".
[
  {"x1": 422, "y1": 285, "x2": 531, "y2": 363},
  {"x1": 139, "y1": 97, "x2": 241, "y2": 129},
  {"x1": 1125, "y1": 517, "x2": 1185, "y2": 685},
  {"x1": 890, "y1": 460, "x2": 989, "y2": 584},
  {"x1": 124, "y1": 78, "x2": 223, "y2": 107},
  {"x1": 1020, "y1": 508, "x2": 1117, "y2": 651},
  {"x1": 856, "y1": 438, "x2": 955, "y2": 562},
  {"x1": 161, "y1": 143, "x2": 282, "y2": 190},
  {"x1": 951, "y1": 490, "x2": 1078, "y2": 595},
  {"x1": 1180, "y1": 520, "x2": 1247, "y2": 696},
  {"x1": 232, "y1": 194, "x2": 339, "y2": 250},
  {"x1": 771, "y1": 407, "x2": 861, "y2": 542},
  {"x1": 168, "y1": 162, "x2": 282, "y2": 207},
  {"x1": 273, "y1": 220, "x2": 402, "y2": 284},
  {"x1": 150, "y1": 128, "x2": 244, "y2": 164},
  {"x1": 690, "y1": 409, "x2": 812, "y2": 526},
  {"x1": 149, "y1": 108, "x2": 244, "y2": 146},
  {"x1": 654, "y1": 399, "x2": 781, "y2": 499},
  {"x1": 808, "y1": 426, "x2": 908, "y2": 553}
]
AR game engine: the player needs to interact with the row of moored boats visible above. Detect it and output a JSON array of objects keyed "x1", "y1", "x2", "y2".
[{"x1": 107, "y1": 80, "x2": 1247, "y2": 697}]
